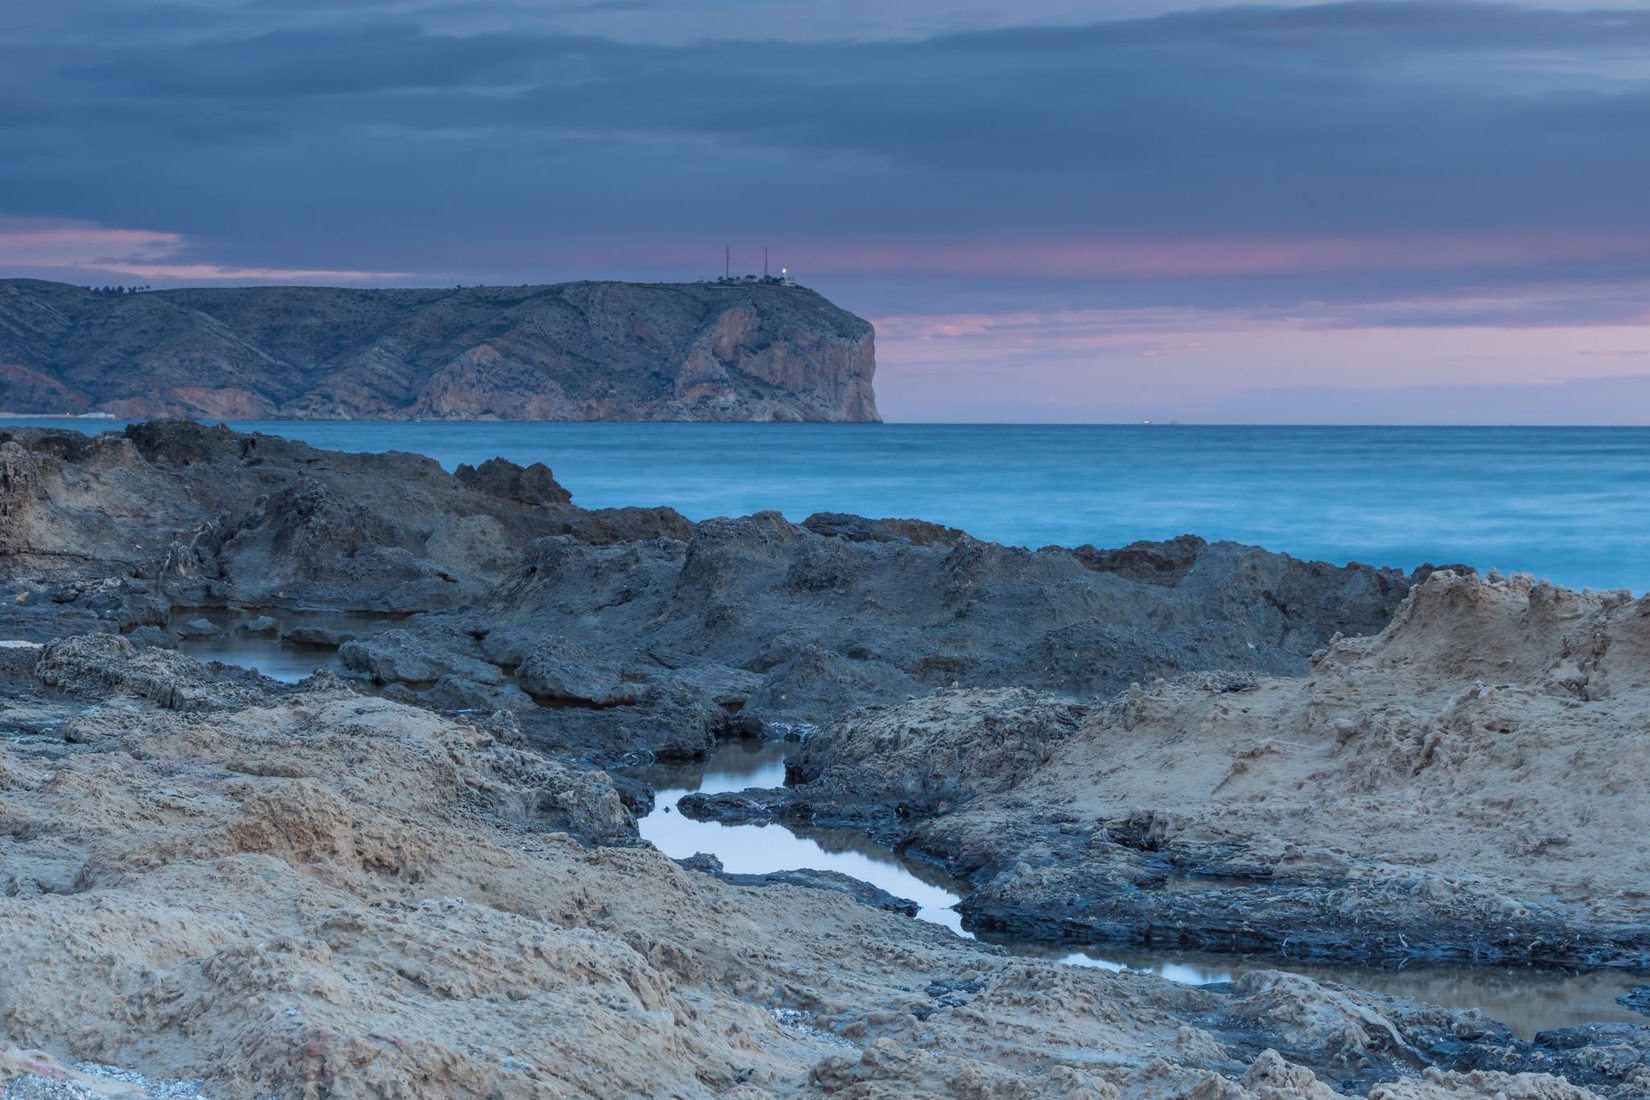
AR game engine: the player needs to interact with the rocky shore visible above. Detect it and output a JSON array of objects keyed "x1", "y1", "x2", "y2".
[
  {"x1": 2, "y1": 421, "x2": 1647, "y2": 1098},
  {"x1": 688, "y1": 573, "x2": 1650, "y2": 972}
]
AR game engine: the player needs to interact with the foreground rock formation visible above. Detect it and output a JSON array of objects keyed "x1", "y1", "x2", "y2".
[
  {"x1": 1, "y1": 420, "x2": 1647, "y2": 1097},
  {"x1": 1, "y1": 639, "x2": 1641, "y2": 1098},
  {"x1": 0, "y1": 279, "x2": 880, "y2": 422}
]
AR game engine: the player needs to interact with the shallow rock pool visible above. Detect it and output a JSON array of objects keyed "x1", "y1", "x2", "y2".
[{"x1": 634, "y1": 738, "x2": 1650, "y2": 1039}]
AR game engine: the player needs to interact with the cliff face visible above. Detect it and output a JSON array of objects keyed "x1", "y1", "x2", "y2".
[{"x1": 0, "y1": 279, "x2": 880, "y2": 422}]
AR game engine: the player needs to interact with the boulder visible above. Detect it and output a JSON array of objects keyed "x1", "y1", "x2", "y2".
[
  {"x1": 516, "y1": 636, "x2": 637, "y2": 706},
  {"x1": 174, "y1": 617, "x2": 219, "y2": 638},
  {"x1": 338, "y1": 629, "x2": 505, "y2": 687}
]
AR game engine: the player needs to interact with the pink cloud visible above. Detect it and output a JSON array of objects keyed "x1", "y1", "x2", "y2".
[
  {"x1": 0, "y1": 219, "x2": 183, "y2": 266},
  {"x1": 101, "y1": 262, "x2": 414, "y2": 282},
  {"x1": 0, "y1": 217, "x2": 406, "y2": 283},
  {"x1": 870, "y1": 295, "x2": 1650, "y2": 423}
]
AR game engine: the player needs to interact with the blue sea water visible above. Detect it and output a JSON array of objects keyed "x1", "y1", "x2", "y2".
[{"x1": 9, "y1": 419, "x2": 1648, "y2": 593}]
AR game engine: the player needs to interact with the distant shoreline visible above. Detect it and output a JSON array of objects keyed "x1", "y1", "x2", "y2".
[{"x1": 0, "y1": 412, "x2": 117, "y2": 420}]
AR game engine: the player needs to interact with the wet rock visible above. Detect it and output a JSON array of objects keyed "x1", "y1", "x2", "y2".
[
  {"x1": 679, "y1": 787, "x2": 829, "y2": 827},
  {"x1": 540, "y1": 506, "x2": 695, "y2": 546},
  {"x1": 770, "y1": 574, "x2": 1650, "y2": 971},
  {"x1": 4, "y1": 418, "x2": 1426, "y2": 742},
  {"x1": 173, "y1": 618, "x2": 219, "y2": 639},
  {"x1": 608, "y1": 773, "x2": 655, "y2": 817},
  {"x1": 664, "y1": 663, "x2": 764, "y2": 711},
  {"x1": 745, "y1": 645, "x2": 920, "y2": 722},
  {"x1": 219, "y1": 481, "x2": 476, "y2": 611},
  {"x1": 0, "y1": 421, "x2": 621, "y2": 617},
  {"x1": 1439, "y1": 1022, "x2": 1650, "y2": 1097},
  {"x1": 280, "y1": 625, "x2": 357, "y2": 647},
  {"x1": 514, "y1": 755, "x2": 636, "y2": 845},
  {"x1": 123, "y1": 419, "x2": 238, "y2": 466},
  {"x1": 460, "y1": 504, "x2": 1424, "y2": 739},
  {"x1": 338, "y1": 629, "x2": 505, "y2": 687},
  {"x1": 237, "y1": 615, "x2": 279, "y2": 635},
  {"x1": 506, "y1": 671, "x2": 756, "y2": 761},
  {"x1": 126, "y1": 626, "x2": 172, "y2": 648},
  {"x1": 1617, "y1": 985, "x2": 1650, "y2": 1016},
  {"x1": 1067, "y1": 534, "x2": 1207, "y2": 586},
  {"x1": 612, "y1": 680, "x2": 745, "y2": 757},
  {"x1": 675, "y1": 853, "x2": 921, "y2": 916},
  {"x1": 417, "y1": 675, "x2": 530, "y2": 713}
]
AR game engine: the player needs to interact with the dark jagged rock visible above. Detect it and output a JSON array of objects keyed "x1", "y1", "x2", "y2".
[
  {"x1": 281, "y1": 625, "x2": 361, "y2": 647},
  {"x1": 0, "y1": 421, "x2": 586, "y2": 614},
  {"x1": 803, "y1": 512, "x2": 966, "y2": 546},
  {"x1": 455, "y1": 458, "x2": 573, "y2": 506},
  {"x1": 2, "y1": 420, "x2": 1432, "y2": 759},
  {"x1": 1066, "y1": 534, "x2": 1208, "y2": 585},
  {"x1": 466, "y1": 514, "x2": 1427, "y2": 741}
]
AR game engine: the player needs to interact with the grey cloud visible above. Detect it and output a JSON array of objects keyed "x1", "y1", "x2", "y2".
[{"x1": 2, "y1": 0, "x2": 1650, "y2": 318}]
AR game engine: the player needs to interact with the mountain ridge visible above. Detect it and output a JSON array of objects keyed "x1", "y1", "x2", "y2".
[{"x1": 0, "y1": 278, "x2": 880, "y2": 422}]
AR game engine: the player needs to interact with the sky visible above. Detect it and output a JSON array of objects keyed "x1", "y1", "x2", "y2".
[{"x1": 3, "y1": 0, "x2": 1650, "y2": 423}]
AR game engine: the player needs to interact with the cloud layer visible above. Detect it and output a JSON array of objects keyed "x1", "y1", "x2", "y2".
[{"x1": 2, "y1": 1, "x2": 1649, "y2": 420}]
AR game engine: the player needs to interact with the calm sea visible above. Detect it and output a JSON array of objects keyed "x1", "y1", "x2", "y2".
[{"x1": 9, "y1": 420, "x2": 1648, "y2": 593}]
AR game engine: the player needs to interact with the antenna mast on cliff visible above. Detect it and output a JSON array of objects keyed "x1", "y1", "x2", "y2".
[
  {"x1": 764, "y1": 247, "x2": 769, "y2": 279},
  {"x1": 725, "y1": 246, "x2": 730, "y2": 280}
]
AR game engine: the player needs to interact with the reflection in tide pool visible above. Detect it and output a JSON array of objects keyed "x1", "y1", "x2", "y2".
[
  {"x1": 166, "y1": 608, "x2": 400, "y2": 683},
  {"x1": 635, "y1": 739, "x2": 1648, "y2": 1039},
  {"x1": 631, "y1": 740, "x2": 969, "y2": 932},
  {"x1": 1028, "y1": 943, "x2": 1648, "y2": 1040},
  {"x1": 173, "y1": 634, "x2": 338, "y2": 683}
]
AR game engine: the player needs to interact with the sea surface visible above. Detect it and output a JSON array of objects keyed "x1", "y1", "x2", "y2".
[{"x1": 10, "y1": 419, "x2": 1648, "y2": 592}]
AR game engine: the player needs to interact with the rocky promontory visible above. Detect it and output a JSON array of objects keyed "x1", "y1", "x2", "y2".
[{"x1": 0, "y1": 279, "x2": 879, "y2": 422}]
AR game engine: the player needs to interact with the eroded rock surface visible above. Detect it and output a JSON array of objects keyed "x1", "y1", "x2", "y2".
[
  {"x1": 3, "y1": 422, "x2": 1646, "y2": 1097},
  {"x1": 1, "y1": 655, "x2": 1639, "y2": 1098},
  {"x1": 697, "y1": 572, "x2": 1650, "y2": 973},
  {"x1": 454, "y1": 512, "x2": 1429, "y2": 756}
]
